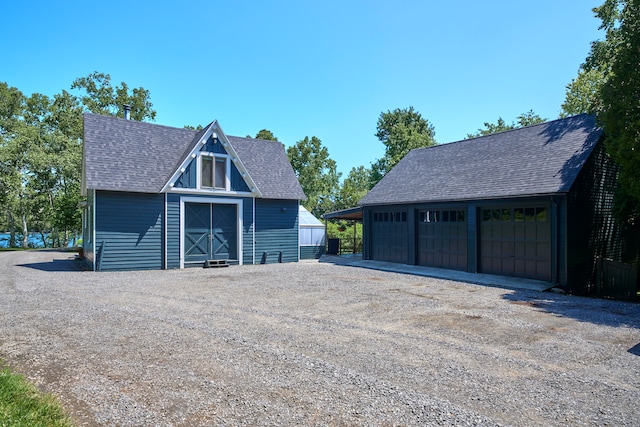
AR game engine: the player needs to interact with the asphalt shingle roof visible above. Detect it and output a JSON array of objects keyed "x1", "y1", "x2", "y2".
[
  {"x1": 359, "y1": 114, "x2": 603, "y2": 206},
  {"x1": 83, "y1": 113, "x2": 305, "y2": 200},
  {"x1": 228, "y1": 136, "x2": 306, "y2": 200}
]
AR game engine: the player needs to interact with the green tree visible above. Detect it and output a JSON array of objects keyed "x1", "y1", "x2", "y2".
[
  {"x1": 254, "y1": 129, "x2": 278, "y2": 141},
  {"x1": 371, "y1": 106, "x2": 436, "y2": 186},
  {"x1": 466, "y1": 110, "x2": 546, "y2": 138},
  {"x1": 561, "y1": 69, "x2": 606, "y2": 116},
  {"x1": 0, "y1": 72, "x2": 156, "y2": 248},
  {"x1": 71, "y1": 71, "x2": 156, "y2": 121},
  {"x1": 287, "y1": 136, "x2": 340, "y2": 217},
  {"x1": 560, "y1": 0, "x2": 625, "y2": 117},
  {"x1": 336, "y1": 166, "x2": 371, "y2": 210},
  {"x1": 598, "y1": 0, "x2": 640, "y2": 221}
]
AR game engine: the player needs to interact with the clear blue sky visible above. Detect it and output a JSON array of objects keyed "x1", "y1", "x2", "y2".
[{"x1": 2, "y1": 0, "x2": 603, "y2": 178}]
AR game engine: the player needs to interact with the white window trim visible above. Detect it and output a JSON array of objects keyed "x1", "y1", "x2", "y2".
[{"x1": 197, "y1": 152, "x2": 230, "y2": 191}]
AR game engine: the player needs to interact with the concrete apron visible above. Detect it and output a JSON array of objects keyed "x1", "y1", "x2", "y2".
[{"x1": 324, "y1": 256, "x2": 553, "y2": 292}]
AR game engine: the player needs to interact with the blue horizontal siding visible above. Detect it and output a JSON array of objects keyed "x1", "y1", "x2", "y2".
[
  {"x1": 95, "y1": 191, "x2": 164, "y2": 271},
  {"x1": 300, "y1": 245, "x2": 324, "y2": 260},
  {"x1": 255, "y1": 199, "x2": 299, "y2": 263},
  {"x1": 166, "y1": 193, "x2": 181, "y2": 269},
  {"x1": 242, "y1": 198, "x2": 254, "y2": 264}
]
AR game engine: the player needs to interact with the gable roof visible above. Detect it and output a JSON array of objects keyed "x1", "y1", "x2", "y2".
[
  {"x1": 82, "y1": 113, "x2": 305, "y2": 200},
  {"x1": 227, "y1": 135, "x2": 306, "y2": 200},
  {"x1": 359, "y1": 114, "x2": 603, "y2": 206}
]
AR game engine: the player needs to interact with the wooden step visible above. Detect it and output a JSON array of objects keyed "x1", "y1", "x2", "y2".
[{"x1": 203, "y1": 259, "x2": 229, "y2": 268}]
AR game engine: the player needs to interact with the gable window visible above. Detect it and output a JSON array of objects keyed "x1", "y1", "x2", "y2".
[{"x1": 200, "y1": 154, "x2": 227, "y2": 190}]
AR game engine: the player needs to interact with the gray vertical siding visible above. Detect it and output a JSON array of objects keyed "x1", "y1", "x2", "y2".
[
  {"x1": 95, "y1": 191, "x2": 164, "y2": 271},
  {"x1": 254, "y1": 199, "x2": 299, "y2": 263},
  {"x1": 174, "y1": 161, "x2": 196, "y2": 189},
  {"x1": 173, "y1": 155, "x2": 250, "y2": 192},
  {"x1": 231, "y1": 165, "x2": 251, "y2": 192}
]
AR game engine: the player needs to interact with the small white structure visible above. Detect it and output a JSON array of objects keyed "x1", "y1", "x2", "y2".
[{"x1": 299, "y1": 206, "x2": 325, "y2": 259}]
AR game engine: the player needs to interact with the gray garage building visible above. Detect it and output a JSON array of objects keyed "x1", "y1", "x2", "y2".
[{"x1": 359, "y1": 114, "x2": 622, "y2": 294}]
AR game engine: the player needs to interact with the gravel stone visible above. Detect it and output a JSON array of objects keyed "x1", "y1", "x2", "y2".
[{"x1": 1, "y1": 250, "x2": 639, "y2": 426}]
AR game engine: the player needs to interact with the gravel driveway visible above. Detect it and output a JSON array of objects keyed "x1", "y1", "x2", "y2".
[{"x1": 1, "y1": 250, "x2": 639, "y2": 426}]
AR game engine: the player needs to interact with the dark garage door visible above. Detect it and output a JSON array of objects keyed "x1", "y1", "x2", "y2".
[
  {"x1": 417, "y1": 209, "x2": 467, "y2": 271},
  {"x1": 371, "y1": 211, "x2": 407, "y2": 263},
  {"x1": 480, "y1": 206, "x2": 551, "y2": 281}
]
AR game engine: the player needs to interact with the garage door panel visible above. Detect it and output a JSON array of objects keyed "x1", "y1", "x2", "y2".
[
  {"x1": 480, "y1": 206, "x2": 551, "y2": 281},
  {"x1": 371, "y1": 210, "x2": 408, "y2": 263},
  {"x1": 417, "y1": 208, "x2": 467, "y2": 271},
  {"x1": 502, "y1": 258, "x2": 515, "y2": 275}
]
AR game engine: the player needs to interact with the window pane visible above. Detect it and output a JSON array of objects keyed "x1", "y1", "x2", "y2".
[
  {"x1": 536, "y1": 207, "x2": 547, "y2": 221},
  {"x1": 449, "y1": 211, "x2": 457, "y2": 222},
  {"x1": 525, "y1": 207, "x2": 535, "y2": 221},
  {"x1": 482, "y1": 209, "x2": 492, "y2": 222},
  {"x1": 514, "y1": 208, "x2": 524, "y2": 222},
  {"x1": 502, "y1": 208, "x2": 511, "y2": 222},
  {"x1": 401, "y1": 212, "x2": 407, "y2": 222},
  {"x1": 442, "y1": 211, "x2": 449, "y2": 222},
  {"x1": 492, "y1": 209, "x2": 501, "y2": 222},
  {"x1": 215, "y1": 158, "x2": 226, "y2": 189},
  {"x1": 201, "y1": 156, "x2": 213, "y2": 188},
  {"x1": 433, "y1": 211, "x2": 439, "y2": 222},
  {"x1": 458, "y1": 210, "x2": 465, "y2": 222}
]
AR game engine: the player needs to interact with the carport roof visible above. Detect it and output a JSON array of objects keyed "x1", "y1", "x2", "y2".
[
  {"x1": 322, "y1": 207, "x2": 363, "y2": 221},
  {"x1": 359, "y1": 114, "x2": 602, "y2": 206}
]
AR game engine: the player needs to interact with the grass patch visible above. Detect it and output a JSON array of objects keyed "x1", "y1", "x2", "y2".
[{"x1": 0, "y1": 364, "x2": 73, "y2": 427}]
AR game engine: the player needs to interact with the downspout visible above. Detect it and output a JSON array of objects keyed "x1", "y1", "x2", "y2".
[{"x1": 252, "y1": 197, "x2": 256, "y2": 265}]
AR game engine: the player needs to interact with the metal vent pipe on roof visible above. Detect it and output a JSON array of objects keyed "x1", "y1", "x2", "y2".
[{"x1": 123, "y1": 104, "x2": 131, "y2": 120}]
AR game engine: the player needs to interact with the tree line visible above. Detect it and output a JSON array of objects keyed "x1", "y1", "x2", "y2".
[
  {"x1": 1, "y1": 0, "x2": 637, "y2": 247},
  {"x1": 0, "y1": 72, "x2": 155, "y2": 247}
]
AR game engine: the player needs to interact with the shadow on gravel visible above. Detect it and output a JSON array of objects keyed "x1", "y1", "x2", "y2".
[
  {"x1": 629, "y1": 343, "x2": 640, "y2": 356},
  {"x1": 17, "y1": 257, "x2": 83, "y2": 272},
  {"x1": 503, "y1": 290, "x2": 640, "y2": 329}
]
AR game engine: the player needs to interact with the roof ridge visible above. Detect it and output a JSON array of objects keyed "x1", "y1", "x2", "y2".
[
  {"x1": 459, "y1": 113, "x2": 593, "y2": 143},
  {"x1": 84, "y1": 112, "x2": 200, "y2": 135}
]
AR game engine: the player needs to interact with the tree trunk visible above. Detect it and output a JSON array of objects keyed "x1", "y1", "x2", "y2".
[
  {"x1": 21, "y1": 213, "x2": 28, "y2": 248},
  {"x1": 8, "y1": 211, "x2": 16, "y2": 248},
  {"x1": 39, "y1": 230, "x2": 48, "y2": 248}
]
